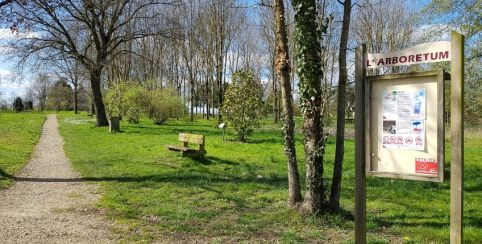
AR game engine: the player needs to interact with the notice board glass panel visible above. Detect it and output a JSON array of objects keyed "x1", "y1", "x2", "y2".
[{"x1": 367, "y1": 70, "x2": 445, "y2": 182}]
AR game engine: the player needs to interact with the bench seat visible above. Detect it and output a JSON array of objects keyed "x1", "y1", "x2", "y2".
[{"x1": 167, "y1": 133, "x2": 206, "y2": 157}]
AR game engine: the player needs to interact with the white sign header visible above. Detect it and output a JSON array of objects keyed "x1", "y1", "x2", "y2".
[{"x1": 366, "y1": 41, "x2": 451, "y2": 68}]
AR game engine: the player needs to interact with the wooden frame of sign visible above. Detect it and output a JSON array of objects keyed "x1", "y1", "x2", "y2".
[
  {"x1": 355, "y1": 32, "x2": 465, "y2": 244},
  {"x1": 365, "y1": 70, "x2": 448, "y2": 182}
]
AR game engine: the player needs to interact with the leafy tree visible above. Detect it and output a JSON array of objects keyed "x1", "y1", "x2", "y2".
[
  {"x1": 221, "y1": 70, "x2": 264, "y2": 142},
  {"x1": 105, "y1": 82, "x2": 146, "y2": 124},
  {"x1": 146, "y1": 88, "x2": 185, "y2": 125},
  {"x1": 13, "y1": 97, "x2": 23, "y2": 112},
  {"x1": 46, "y1": 79, "x2": 73, "y2": 112},
  {"x1": 24, "y1": 100, "x2": 33, "y2": 111}
]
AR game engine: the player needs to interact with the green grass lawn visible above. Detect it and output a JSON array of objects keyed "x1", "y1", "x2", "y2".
[
  {"x1": 58, "y1": 112, "x2": 481, "y2": 243},
  {"x1": 0, "y1": 112, "x2": 47, "y2": 189}
]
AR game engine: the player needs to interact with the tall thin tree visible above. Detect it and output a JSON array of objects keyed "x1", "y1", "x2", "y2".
[
  {"x1": 273, "y1": 0, "x2": 302, "y2": 207},
  {"x1": 330, "y1": 0, "x2": 352, "y2": 211}
]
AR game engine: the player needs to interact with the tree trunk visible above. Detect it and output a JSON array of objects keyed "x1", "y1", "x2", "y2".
[
  {"x1": 190, "y1": 78, "x2": 194, "y2": 122},
  {"x1": 216, "y1": 16, "x2": 225, "y2": 122},
  {"x1": 292, "y1": 0, "x2": 327, "y2": 214},
  {"x1": 273, "y1": 0, "x2": 302, "y2": 207},
  {"x1": 73, "y1": 84, "x2": 78, "y2": 114},
  {"x1": 91, "y1": 98, "x2": 95, "y2": 115},
  {"x1": 330, "y1": 0, "x2": 352, "y2": 211},
  {"x1": 90, "y1": 69, "x2": 109, "y2": 127}
]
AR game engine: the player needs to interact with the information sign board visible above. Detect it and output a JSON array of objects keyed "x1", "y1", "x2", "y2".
[{"x1": 366, "y1": 70, "x2": 446, "y2": 182}]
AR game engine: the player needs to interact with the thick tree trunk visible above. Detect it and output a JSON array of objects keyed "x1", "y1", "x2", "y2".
[
  {"x1": 292, "y1": 0, "x2": 327, "y2": 214},
  {"x1": 330, "y1": 0, "x2": 352, "y2": 211},
  {"x1": 273, "y1": 0, "x2": 302, "y2": 207},
  {"x1": 90, "y1": 69, "x2": 109, "y2": 127}
]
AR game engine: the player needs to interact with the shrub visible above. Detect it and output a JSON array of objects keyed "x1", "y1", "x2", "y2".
[
  {"x1": 13, "y1": 97, "x2": 24, "y2": 112},
  {"x1": 105, "y1": 82, "x2": 146, "y2": 124},
  {"x1": 221, "y1": 70, "x2": 264, "y2": 142},
  {"x1": 146, "y1": 88, "x2": 185, "y2": 125}
]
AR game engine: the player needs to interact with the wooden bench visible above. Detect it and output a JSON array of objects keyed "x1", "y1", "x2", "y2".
[{"x1": 168, "y1": 133, "x2": 206, "y2": 157}]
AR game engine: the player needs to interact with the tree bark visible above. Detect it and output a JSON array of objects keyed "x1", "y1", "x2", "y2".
[
  {"x1": 292, "y1": 0, "x2": 327, "y2": 214},
  {"x1": 330, "y1": 0, "x2": 352, "y2": 211},
  {"x1": 273, "y1": 0, "x2": 303, "y2": 207},
  {"x1": 90, "y1": 69, "x2": 109, "y2": 127},
  {"x1": 73, "y1": 83, "x2": 78, "y2": 114}
]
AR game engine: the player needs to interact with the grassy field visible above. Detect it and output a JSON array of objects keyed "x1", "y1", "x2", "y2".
[
  {"x1": 58, "y1": 112, "x2": 481, "y2": 243},
  {"x1": 0, "y1": 112, "x2": 47, "y2": 189}
]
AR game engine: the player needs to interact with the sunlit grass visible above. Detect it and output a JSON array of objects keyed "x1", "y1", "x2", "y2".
[
  {"x1": 0, "y1": 112, "x2": 47, "y2": 189},
  {"x1": 58, "y1": 112, "x2": 481, "y2": 243}
]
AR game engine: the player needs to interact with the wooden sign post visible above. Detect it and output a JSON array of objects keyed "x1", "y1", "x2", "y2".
[
  {"x1": 354, "y1": 43, "x2": 367, "y2": 244},
  {"x1": 450, "y1": 31, "x2": 464, "y2": 244},
  {"x1": 354, "y1": 32, "x2": 465, "y2": 243}
]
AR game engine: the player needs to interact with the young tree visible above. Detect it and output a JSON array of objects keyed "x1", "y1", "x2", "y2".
[
  {"x1": 146, "y1": 88, "x2": 185, "y2": 125},
  {"x1": 292, "y1": 0, "x2": 328, "y2": 214},
  {"x1": 46, "y1": 79, "x2": 73, "y2": 112},
  {"x1": 273, "y1": 0, "x2": 302, "y2": 207},
  {"x1": 221, "y1": 70, "x2": 264, "y2": 142},
  {"x1": 330, "y1": 0, "x2": 352, "y2": 211},
  {"x1": 54, "y1": 58, "x2": 86, "y2": 114},
  {"x1": 32, "y1": 74, "x2": 52, "y2": 111}
]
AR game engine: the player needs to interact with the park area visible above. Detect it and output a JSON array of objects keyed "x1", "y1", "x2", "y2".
[
  {"x1": 1, "y1": 0, "x2": 481, "y2": 243},
  {"x1": 0, "y1": 111, "x2": 480, "y2": 243}
]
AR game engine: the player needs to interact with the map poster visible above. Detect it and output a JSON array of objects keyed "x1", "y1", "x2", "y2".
[
  {"x1": 382, "y1": 88, "x2": 426, "y2": 151},
  {"x1": 383, "y1": 88, "x2": 426, "y2": 120}
]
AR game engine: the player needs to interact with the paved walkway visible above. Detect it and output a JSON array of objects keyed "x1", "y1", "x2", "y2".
[{"x1": 0, "y1": 115, "x2": 117, "y2": 243}]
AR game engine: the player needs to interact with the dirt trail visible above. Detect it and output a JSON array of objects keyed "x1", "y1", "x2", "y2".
[{"x1": 0, "y1": 114, "x2": 118, "y2": 243}]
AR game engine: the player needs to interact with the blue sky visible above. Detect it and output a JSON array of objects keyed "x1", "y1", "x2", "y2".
[{"x1": 0, "y1": 0, "x2": 434, "y2": 101}]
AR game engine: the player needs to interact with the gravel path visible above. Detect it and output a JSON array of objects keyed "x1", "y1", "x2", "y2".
[{"x1": 0, "y1": 115, "x2": 118, "y2": 243}]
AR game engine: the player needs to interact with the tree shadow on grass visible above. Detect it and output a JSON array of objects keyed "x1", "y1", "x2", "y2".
[
  {"x1": 194, "y1": 156, "x2": 240, "y2": 166},
  {"x1": 11, "y1": 172, "x2": 287, "y2": 188},
  {"x1": 0, "y1": 168, "x2": 13, "y2": 179}
]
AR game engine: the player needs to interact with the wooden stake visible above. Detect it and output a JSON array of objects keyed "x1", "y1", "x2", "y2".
[
  {"x1": 450, "y1": 31, "x2": 464, "y2": 244},
  {"x1": 355, "y1": 44, "x2": 367, "y2": 244}
]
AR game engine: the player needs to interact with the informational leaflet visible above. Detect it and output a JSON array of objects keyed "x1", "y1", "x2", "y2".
[{"x1": 382, "y1": 88, "x2": 426, "y2": 151}]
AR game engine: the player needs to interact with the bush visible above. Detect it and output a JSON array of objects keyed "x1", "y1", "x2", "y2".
[
  {"x1": 105, "y1": 82, "x2": 146, "y2": 124},
  {"x1": 146, "y1": 88, "x2": 185, "y2": 125},
  {"x1": 221, "y1": 70, "x2": 264, "y2": 142},
  {"x1": 13, "y1": 97, "x2": 24, "y2": 112}
]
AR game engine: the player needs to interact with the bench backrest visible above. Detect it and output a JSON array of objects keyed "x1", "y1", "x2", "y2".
[{"x1": 179, "y1": 133, "x2": 204, "y2": 145}]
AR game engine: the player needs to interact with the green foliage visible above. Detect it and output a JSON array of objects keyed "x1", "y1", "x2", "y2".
[
  {"x1": 105, "y1": 84, "x2": 123, "y2": 118},
  {"x1": 46, "y1": 79, "x2": 73, "y2": 111},
  {"x1": 146, "y1": 88, "x2": 185, "y2": 125},
  {"x1": 105, "y1": 82, "x2": 146, "y2": 124},
  {"x1": 221, "y1": 70, "x2": 264, "y2": 142},
  {"x1": 13, "y1": 97, "x2": 24, "y2": 112},
  {"x1": 291, "y1": 0, "x2": 324, "y2": 114},
  {"x1": 106, "y1": 82, "x2": 185, "y2": 125},
  {"x1": 24, "y1": 101, "x2": 33, "y2": 111}
]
